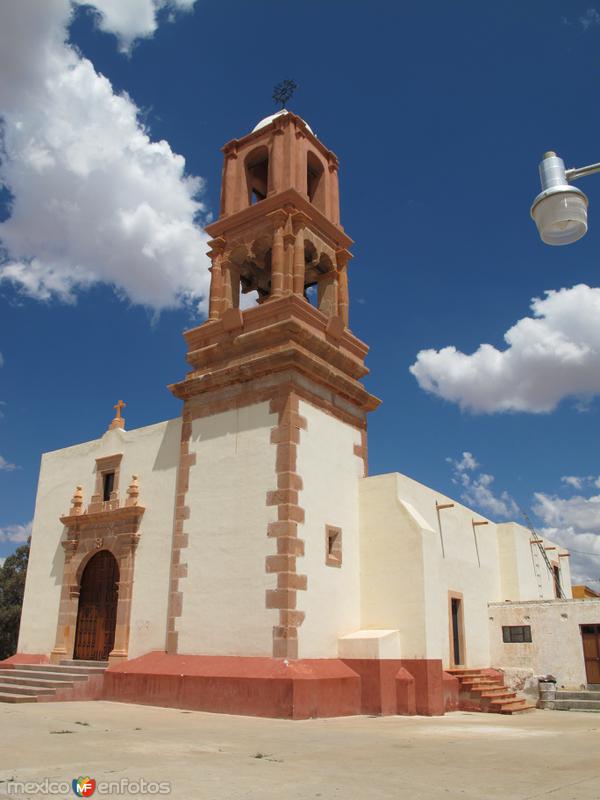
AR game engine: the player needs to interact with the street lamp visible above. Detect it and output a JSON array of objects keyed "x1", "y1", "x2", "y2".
[{"x1": 531, "y1": 151, "x2": 600, "y2": 245}]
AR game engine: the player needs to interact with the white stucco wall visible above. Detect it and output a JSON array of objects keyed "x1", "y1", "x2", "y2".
[
  {"x1": 359, "y1": 474, "x2": 428, "y2": 658},
  {"x1": 497, "y1": 523, "x2": 572, "y2": 602},
  {"x1": 358, "y1": 473, "x2": 572, "y2": 668},
  {"x1": 176, "y1": 402, "x2": 279, "y2": 656},
  {"x1": 489, "y1": 599, "x2": 600, "y2": 687},
  {"x1": 359, "y1": 473, "x2": 500, "y2": 666},
  {"x1": 18, "y1": 420, "x2": 181, "y2": 658},
  {"x1": 295, "y1": 402, "x2": 363, "y2": 658}
]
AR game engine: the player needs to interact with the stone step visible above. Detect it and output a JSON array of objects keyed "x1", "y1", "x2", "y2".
[
  {"x1": 0, "y1": 668, "x2": 88, "y2": 682},
  {"x1": 0, "y1": 692, "x2": 36, "y2": 703},
  {"x1": 0, "y1": 661, "x2": 107, "y2": 704},
  {"x1": 0, "y1": 682, "x2": 55, "y2": 696},
  {"x1": 556, "y1": 691, "x2": 600, "y2": 701},
  {"x1": 502, "y1": 703, "x2": 536, "y2": 714},
  {"x1": 553, "y1": 699, "x2": 600, "y2": 711},
  {"x1": 12, "y1": 664, "x2": 106, "y2": 676},
  {"x1": 0, "y1": 674, "x2": 75, "y2": 689},
  {"x1": 464, "y1": 680, "x2": 503, "y2": 689},
  {"x1": 446, "y1": 669, "x2": 486, "y2": 677},
  {"x1": 457, "y1": 667, "x2": 531, "y2": 714},
  {"x1": 59, "y1": 659, "x2": 109, "y2": 668},
  {"x1": 490, "y1": 695, "x2": 519, "y2": 707}
]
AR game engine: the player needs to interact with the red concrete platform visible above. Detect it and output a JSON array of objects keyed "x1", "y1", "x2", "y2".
[
  {"x1": 102, "y1": 652, "x2": 452, "y2": 719},
  {"x1": 103, "y1": 652, "x2": 362, "y2": 719}
]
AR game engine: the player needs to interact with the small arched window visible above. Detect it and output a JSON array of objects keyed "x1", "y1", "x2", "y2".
[
  {"x1": 245, "y1": 146, "x2": 269, "y2": 205},
  {"x1": 306, "y1": 151, "x2": 325, "y2": 211}
]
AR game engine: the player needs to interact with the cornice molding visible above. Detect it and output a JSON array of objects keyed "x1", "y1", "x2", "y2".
[
  {"x1": 60, "y1": 505, "x2": 145, "y2": 530},
  {"x1": 205, "y1": 188, "x2": 352, "y2": 251}
]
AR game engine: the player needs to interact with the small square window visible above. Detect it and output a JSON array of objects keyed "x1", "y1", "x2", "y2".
[
  {"x1": 502, "y1": 625, "x2": 532, "y2": 643},
  {"x1": 325, "y1": 525, "x2": 342, "y2": 567}
]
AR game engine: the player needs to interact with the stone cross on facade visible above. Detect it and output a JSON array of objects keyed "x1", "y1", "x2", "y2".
[{"x1": 109, "y1": 399, "x2": 126, "y2": 431}]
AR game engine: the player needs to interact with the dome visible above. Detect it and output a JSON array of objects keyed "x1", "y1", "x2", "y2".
[{"x1": 252, "y1": 109, "x2": 314, "y2": 135}]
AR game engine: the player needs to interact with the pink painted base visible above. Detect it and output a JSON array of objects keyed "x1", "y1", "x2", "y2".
[
  {"x1": 46, "y1": 674, "x2": 105, "y2": 703},
  {"x1": 103, "y1": 653, "x2": 448, "y2": 719},
  {"x1": 443, "y1": 671, "x2": 460, "y2": 712},
  {"x1": 341, "y1": 658, "x2": 446, "y2": 716}
]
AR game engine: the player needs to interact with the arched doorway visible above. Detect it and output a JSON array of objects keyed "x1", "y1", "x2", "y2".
[{"x1": 73, "y1": 550, "x2": 119, "y2": 661}]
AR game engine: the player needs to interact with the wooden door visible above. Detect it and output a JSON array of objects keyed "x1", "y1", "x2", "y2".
[
  {"x1": 73, "y1": 551, "x2": 119, "y2": 661},
  {"x1": 581, "y1": 624, "x2": 600, "y2": 685},
  {"x1": 451, "y1": 598, "x2": 463, "y2": 665},
  {"x1": 448, "y1": 592, "x2": 466, "y2": 667}
]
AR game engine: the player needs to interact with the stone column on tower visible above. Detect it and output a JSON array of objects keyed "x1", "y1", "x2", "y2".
[
  {"x1": 207, "y1": 237, "x2": 225, "y2": 320},
  {"x1": 336, "y1": 249, "x2": 351, "y2": 327}
]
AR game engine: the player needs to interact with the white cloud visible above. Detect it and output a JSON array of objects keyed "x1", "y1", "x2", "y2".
[
  {"x1": 560, "y1": 475, "x2": 600, "y2": 491},
  {"x1": 410, "y1": 285, "x2": 600, "y2": 413},
  {"x1": 533, "y1": 492, "x2": 600, "y2": 583},
  {"x1": 561, "y1": 475, "x2": 583, "y2": 490},
  {"x1": 78, "y1": 0, "x2": 196, "y2": 53},
  {"x1": 447, "y1": 452, "x2": 518, "y2": 520},
  {"x1": 0, "y1": 521, "x2": 32, "y2": 543},
  {"x1": 0, "y1": 0, "x2": 210, "y2": 313},
  {"x1": 447, "y1": 451, "x2": 478, "y2": 472},
  {"x1": 0, "y1": 454, "x2": 18, "y2": 472},
  {"x1": 580, "y1": 8, "x2": 600, "y2": 29}
]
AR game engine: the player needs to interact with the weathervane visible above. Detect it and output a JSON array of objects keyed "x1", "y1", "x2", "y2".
[{"x1": 272, "y1": 79, "x2": 297, "y2": 109}]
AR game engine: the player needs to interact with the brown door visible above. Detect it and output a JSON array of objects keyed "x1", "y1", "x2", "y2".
[
  {"x1": 581, "y1": 624, "x2": 600, "y2": 685},
  {"x1": 448, "y1": 592, "x2": 466, "y2": 667},
  {"x1": 451, "y1": 598, "x2": 463, "y2": 666},
  {"x1": 73, "y1": 551, "x2": 119, "y2": 661}
]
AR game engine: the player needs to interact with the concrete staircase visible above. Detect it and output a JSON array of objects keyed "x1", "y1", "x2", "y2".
[
  {"x1": 0, "y1": 660, "x2": 107, "y2": 703},
  {"x1": 448, "y1": 668, "x2": 536, "y2": 714},
  {"x1": 551, "y1": 687, "x2": 600, "y2": 712}
]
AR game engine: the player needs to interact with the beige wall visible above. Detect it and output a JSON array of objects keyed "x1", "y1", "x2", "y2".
[
  {"x1": 359, "y1": 474, "x2": 428, "y2": 659},
  {"x1": 19, "y1": 420, "x2": 181, "y2": 658},
  {"x1": 359, "y1": 473, "x2": 500, "y2": 665},
  {"x1": 489, "y1": 599, "x2": 600, "y2": 687},
  {"x1": 358, "y1": 472, "x2": 571, "y2": 668},
  {"x1": 176, "y1": 402, "x2": 279, "y2": 657},
  {"x1": 497, "y1": 523, "x2": 572, "y2": 602},
  {"x1": 20, "y1": 409, "x2": 577, "y2": 671},
  {"x1": 295, "y1": 402, "x2": 363, "y2": 658}
]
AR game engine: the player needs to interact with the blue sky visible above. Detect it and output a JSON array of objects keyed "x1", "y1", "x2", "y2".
[{"x1": 1, "y1": 1, "x2": 600, "y2": 582}]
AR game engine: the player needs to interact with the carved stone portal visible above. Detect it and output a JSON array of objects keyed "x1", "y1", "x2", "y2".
[{"x1": 50, "y1": 476, "x2": 144, "y2": 666}]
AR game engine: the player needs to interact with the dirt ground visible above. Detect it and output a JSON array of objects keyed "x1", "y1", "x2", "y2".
[{"x1": 0, "y1": 702, "x2": 599, "y2": 799}]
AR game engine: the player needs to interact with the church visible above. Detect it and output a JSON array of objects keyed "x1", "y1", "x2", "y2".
[{"x1": 4, "y1": 110, "x2": 597, "y2": 718}]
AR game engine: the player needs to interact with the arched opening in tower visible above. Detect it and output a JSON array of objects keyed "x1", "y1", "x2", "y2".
[
  {"x1": 245, "y1": 146, "x2": 269, "y2": 205},
  {"x1": 306, "y1": 151, "x2": 325, "y2": 212}
]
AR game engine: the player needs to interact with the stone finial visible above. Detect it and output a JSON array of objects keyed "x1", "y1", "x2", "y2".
[
  {"x1": 70, "y1": 485, "x2": 84, "y2": 516},
  {"x1": 109, "y1": 399, "x2": 126, "y2": 431},
  {"x1": 126, "y1": 474, "x2": 140, "y2": 507}
]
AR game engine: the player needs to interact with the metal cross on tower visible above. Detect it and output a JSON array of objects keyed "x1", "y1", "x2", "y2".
[{"x1": 272, "y1": 79, "x2": 297, "y2": 109}]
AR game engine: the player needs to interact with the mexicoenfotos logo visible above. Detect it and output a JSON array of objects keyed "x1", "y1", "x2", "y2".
[
  {"x1": 72, "y1": 776, "x2": 96, "y2": 797},
  {"x1": 6, "y1": 776, "x2": 170, "y2": 795}
]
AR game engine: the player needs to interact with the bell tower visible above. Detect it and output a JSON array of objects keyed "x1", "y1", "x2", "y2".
[
  {"x1": 206, "y1": 109, "x2": 350, "y2": 319},
  {"x1": 168, "y1": 110, "x2": 380, "y2": 661}
]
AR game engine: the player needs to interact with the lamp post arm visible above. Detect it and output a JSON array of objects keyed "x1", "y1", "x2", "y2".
[{"x1": 566, "y1": 162, "x2": 600, "y2": 182}]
